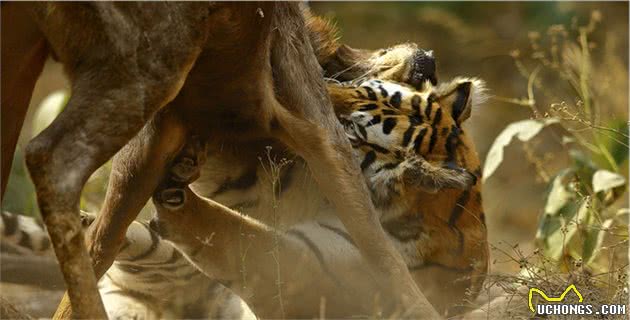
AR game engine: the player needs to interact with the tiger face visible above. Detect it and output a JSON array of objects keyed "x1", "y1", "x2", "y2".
[
  {"x1": 328, "y1": 77, "x2": 487, "y2": 202},
  {"x1": 329, "y1": 78, "x2": 488, "y2": 314}
]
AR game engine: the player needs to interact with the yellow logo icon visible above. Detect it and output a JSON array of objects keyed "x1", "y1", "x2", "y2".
[{"x1": 528, "y1": 284, "x2": 584, "y2": 312}]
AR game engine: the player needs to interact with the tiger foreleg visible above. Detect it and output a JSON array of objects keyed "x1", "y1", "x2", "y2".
[
  {"x1": 151, "y1": 185, "x2": 382, "y2": 318},
  {"x1": 369, "y1": 154, "x2": 476, "y2": 198}
]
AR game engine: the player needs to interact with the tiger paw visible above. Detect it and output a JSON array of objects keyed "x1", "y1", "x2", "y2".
[{"x1": 401, "y1": 156, "x2": 475, "y2": 193}]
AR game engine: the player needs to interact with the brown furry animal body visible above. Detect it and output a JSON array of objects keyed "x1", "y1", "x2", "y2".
[{"x1": 1, "y1": 2, "x2": 440, "y2": 318}]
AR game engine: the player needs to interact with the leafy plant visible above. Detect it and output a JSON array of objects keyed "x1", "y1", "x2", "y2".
[{"x1": 483, "y1": 10, "x2": 628, "y2": 273}]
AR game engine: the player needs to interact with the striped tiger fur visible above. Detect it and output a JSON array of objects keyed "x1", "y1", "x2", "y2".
[
  {"x1": 1, "y1": 210, "x2": 51, "y2": 255},
  {"x1": 151, "y1": 76, "x2": 488, "y2": 317},
  {"x1": 330, "y1": 77, "x2": 489, "y2": 314},
  {"x1": 0, "y1": 210, "x2": 254, "y2": 319}
]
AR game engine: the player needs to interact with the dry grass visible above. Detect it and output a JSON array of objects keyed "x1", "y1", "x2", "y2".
[
  {"x1": 463, "y1": 243, "x2": 628, "y2": 319},
  {"x1": 258, "y1": 146, "x2": 293, "y2": 318}
]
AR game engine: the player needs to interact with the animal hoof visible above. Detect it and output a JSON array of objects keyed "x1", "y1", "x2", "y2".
[
  {"x1": 171, "y1": 157, "x2": 199, "y2": 183},
  {"x1": 159, "y1": 188, "x2": 187, "y2": 211},
  {"x1": 149, "y1": 218, "x2": 168, "y2": 238}
]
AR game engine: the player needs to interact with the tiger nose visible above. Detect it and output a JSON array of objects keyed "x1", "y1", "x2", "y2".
[{"x1": 408, "y1": 49, "x2": 437, "y2": 89}]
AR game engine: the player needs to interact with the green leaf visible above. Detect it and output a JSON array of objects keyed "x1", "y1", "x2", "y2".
[
  {"x1": 582, "y1": 219, "x2": 614, "y2": 264},
  {"x1": 569, "y1": 149, "x2": 598, "y2": 191},
  {"x1": 598, "y1": 119, "x2": 629, "y2": 167},
  {"x1": 592, "y1": 169, "x2": 625, "y2": 193},
  {"x1": 540, "y1": 198, "x2": 593, "y2": 261},
  {"x1": 536, "y1": 200, "x2": 581, "y2": 260},
  {"x1": 544, "y1": 169, "x2": 574, "y2": 215},
  {"x1": 536, "y1": 169, "x2": 596, "y2": 261},
  {"x1": 482, "y1": 118, "x2": 559, "y2": 182}
]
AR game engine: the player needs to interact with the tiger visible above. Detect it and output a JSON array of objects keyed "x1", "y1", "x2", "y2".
[
  {"x1": 330, "y1": 77, "x2": 489, "y2": 314},
  {"x1": 0, "y1": 210, "x2": 254, "y2": 319},
  {"x1": 150, "y1": 76, "x2": 489, "y2": 318},
  {"x1": 2, "y1": 76, "x2": 487, "y2": 318}
]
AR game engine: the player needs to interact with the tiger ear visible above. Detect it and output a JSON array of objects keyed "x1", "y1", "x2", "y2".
[{"x1": 435, "y1": 78, "x2": 487, "y2": 125}]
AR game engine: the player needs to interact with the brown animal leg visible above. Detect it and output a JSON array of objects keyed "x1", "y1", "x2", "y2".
[
  {"x1": 0, "y1": 3, "x2": 48, "y2": 200},
  {"x1": 10, "y1": 3, "x2": 210, "y2": 317},
  {"x1": 51, "y1": 108, "x2": 190, "y2": 319},
  {"x1": 88, "y1": 109, "x2": 190, "y2": 278},
  {"x1": 270, "y1": 108, "x2": 440, "y2": 318},
  {"x1": 268, "y1": 8, "x2": 440, "y2": 315},
  {"x1": 25, "y1": 66, "x2": 197, "y2": 318}
]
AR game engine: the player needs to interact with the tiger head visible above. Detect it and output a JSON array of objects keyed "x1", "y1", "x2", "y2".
[{"x1": 328, "y1": 77, "x2": 487, "y2": 203}]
